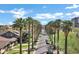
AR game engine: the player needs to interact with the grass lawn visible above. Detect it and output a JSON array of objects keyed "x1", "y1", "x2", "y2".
[
  {"x1": 5, "y1": 37, "x2": 36, "y2": 54},
  {"x1": 59, "y1": 31, "x2": 79, "y2": 53},
  {"x1": 6, "y1": 37, "x2": 34, "y2": 54},
  {"x1": 6, "y1": 43, "x2": 28, "y2": 54},
  {"x1": 48, "y1": 30, "x2": 79, "y2": 54},
  {"x1": 73, "y1": 28, "x2": 79, "y2": 32},
  {"x1": 14, "y1": 43, "x2": 28, "y2": 49}
]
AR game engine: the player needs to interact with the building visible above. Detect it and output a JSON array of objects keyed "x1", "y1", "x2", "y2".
[
  {"x1": 0, "y1": 31, "x2": 19, "y2": 54},
  {"x1": 1, "y1": 31, "x2": 19, "y2": 38},
  {"x1": 0, "y1": 37, "x2": 10, "y2": 54},
  {"x1": 0, "y1": 36, "x2": 18, "y2": 54},
  {"x1": 72, "y1": 17, "x2": 79, "y2": 28}
]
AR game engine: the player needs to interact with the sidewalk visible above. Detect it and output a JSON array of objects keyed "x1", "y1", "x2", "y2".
[
  {"x1": 33, "y1": 28, "x2": 64, "y2": 54},
  {"x1": 33, "y1": 29, "x2": 49, "y2": 54}
]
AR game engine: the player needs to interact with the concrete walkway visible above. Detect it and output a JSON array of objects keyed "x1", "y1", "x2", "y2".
[
  {"x1": 33, "y1": 26, "x2": 64, "y2": 54},
  {"x1": 33, "y1": 28, "x2": 49, "y2": 54}
]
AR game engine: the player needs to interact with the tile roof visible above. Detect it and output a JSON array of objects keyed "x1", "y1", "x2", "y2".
[
  {"x1": 1, "y1": 31, "x2": 19, "y2": 38},
  {"x1": 0, "y1": 36, "x2": 17, "y2": 49},
  {"x1": 0, "y1": 36, "x2": 10, "y2": 49}
]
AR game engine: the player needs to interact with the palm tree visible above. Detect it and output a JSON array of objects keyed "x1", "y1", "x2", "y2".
[
  {"x1": 62, "y1": 20, "x2": 72, "y2": 54},
  {"x1": 33, "y1": 20, "x2": 41, "y2": 43},
  {"x1": 26, "y1": 17, "x2": 38, "y2": 53},
  {"x1": 46, "y1": 21, "x2": 54, "y2": 45},
  {"x1": 32, "y1": 19, "x2": 34, "y2": 49},
  {"x1": 52, "y1": 29, "x2": 56, "y2": 50},
  {"x1": 27, "y1": 17, "x2": 33, "y2": 54},
  {"x1": 13, "y1": 18, "x2": 25, "y2": 54},
  {"x1": 45, "y1": 21, "x2": 57, "y2": 51},
  {"x1": 24, "y1": 18, "x2": 28, "y2": 31},
  {"x1": 50, "y1": 21, "x2": 56, "y2": 49},
  {"x1": 45, "y1": 21, "x2": 56, "y2": 49},
  {"x1": 54, "y1": 19, "x2": 61, "y2": 54}
]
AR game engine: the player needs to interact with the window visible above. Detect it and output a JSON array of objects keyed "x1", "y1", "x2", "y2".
[{"x1": 78, "y1": 19, "x2": 79, "y2": 23}]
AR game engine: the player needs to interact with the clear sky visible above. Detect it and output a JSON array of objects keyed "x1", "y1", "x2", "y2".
[{"x1": 0, "y1": 4, "x2": 79, "y2": 25}]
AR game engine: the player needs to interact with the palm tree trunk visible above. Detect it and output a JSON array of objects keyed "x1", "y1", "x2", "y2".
[
  {"x1": 51, "y1": 34, "x2": 53, "y2": 45},
  {"x1": 53, "y1": 33, "x2": 56, "y2": 49},
  {"x1": 65, "y1": 34, "x2": 68, "y2": 54},
  {"x1": 20, "y1": 27, "x2": 22, "y2": 54},
  {"x1": 28, "y1": 20, "x2": 30, "y2": 54},
  {"x1": 32, "y1": 21, "x2": 34, "y2": 49},
  {"x1": 57, "y1": 29, "x2": 59, "y2": 54},
  {"x1": 49, "y1": 34, "x2": 52, "y2": 45}
]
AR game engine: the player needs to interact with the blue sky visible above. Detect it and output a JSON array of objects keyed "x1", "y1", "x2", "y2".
[{"x1": 0, "y1": 4, "x2": 79, "y2": 25}]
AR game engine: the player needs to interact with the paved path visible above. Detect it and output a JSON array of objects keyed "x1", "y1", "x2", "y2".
[
  {"x1": 33, "y1": 28, "x2": 49, "y2": 54},
  {"x1": 33, "y1": 27, "x2": 64, "y2": 54}
]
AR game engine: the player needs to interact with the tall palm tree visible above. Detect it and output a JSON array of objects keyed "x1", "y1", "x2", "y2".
[
  {"x1": 53, "y1": 30, "x2": 56, "y2": 49},
  {"x1": 27, "y1": 17, "x2": 32, "y2": 54},
  {"x1": 32, "y1": 19, "x2": 34, "y2": 49},
  {"x1": 45, "y1": 21, "x2": 53, "y2": 44},
  {"x1": 47, "y1": 21, "x2": 54, "y2": 45},
  {"x1": 50, "y1": 21, "x2": 56, "y2": 49},
  {"x1": 62, "y1": 20, "x2": 72, "y2": 54},
  {"x1": 54, "y1": 19, "x2": 61, "y2": 54},
  {"x1": 45, "y1": 21, "x2": 56, "y2": 49},
  {"x1": 28, "y1": 18, "x2": 30, "y2": 54},
  {"x1": 13, "y1": 18, "x2": 25, "y2": 54},
  {"x1": 33, "y1": 20, "x2": 41, "y2": 43},
  {"x1": 24, "y1": 18, "x2": 28, "y2": 31}
]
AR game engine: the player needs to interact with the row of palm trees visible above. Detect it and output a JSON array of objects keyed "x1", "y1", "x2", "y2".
[
  {"x1": 45, "y1": 19, "x2": 72, "y2": 54},
  {"x1": 13, "y1": 17, "x2": 41, "y2": 54}
]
